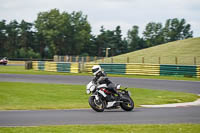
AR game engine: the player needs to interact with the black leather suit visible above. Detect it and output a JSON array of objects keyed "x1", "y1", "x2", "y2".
[{"x1": 92, "y1": 71, "x2": 117, "y2": 94}]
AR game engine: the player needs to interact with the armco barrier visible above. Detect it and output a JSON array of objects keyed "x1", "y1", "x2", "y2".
[
  {"x1": 32, "y1": 61, "x2": 79, "y2": 73},
  {"x1": 160, "y1": 65, "x2": 197, "y2": 77},
  {"x1": 126, "y1": 63, "x2": 160, "y2": 76},
  {"x1": 31, "y1": 62, "x2": 200, "y2": 78},
  {"x1": 45, "y1": 62, "x2": 57, "y2": 72},
  {"x1": 38, "y1": 61, "x2": 45, "y2": 70},
  {"x1": 84, "y1": 63, "x2": 98, "y2": 73},
  {"x1": 85, "y1": 63, "x2": 158, "y2": 76},
  {"x1": 100, "y1": 64, "x2": 126, "y2": 74},
  {"x1": 84, "y1": 63, "x2": 200, "y2": 78},
  {"x1": 84, "y1": 63, "x2": 126, "y2": 74},
  {"x1": 8, "y1": 61, "x2": 25, "y2": 65},
  {"x1": 70, "y1": 63, "x2": 80, "y2": 73},
  {"x1": 196, "y1": 66, "x2": 200, "y2": 78},
  {"x1": 57, "y1": 62, "x2": 71, "y2": 72},
  {"x1": 32, "y1": 61, "x2": 38, "y2": 70}
]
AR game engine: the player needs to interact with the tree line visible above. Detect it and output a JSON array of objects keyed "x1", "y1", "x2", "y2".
[{"x1": 0, "y1": 9, "x2": 193, "y2": 59}]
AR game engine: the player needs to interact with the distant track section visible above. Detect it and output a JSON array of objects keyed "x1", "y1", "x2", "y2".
[{"x1": 0, "y1": 74, "x2": 200, "y2": 94}]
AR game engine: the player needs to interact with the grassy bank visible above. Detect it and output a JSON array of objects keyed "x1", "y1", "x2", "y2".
[
  {"x1": 0, "y1": 124, "x2": 200, "y2": 133},
  {"x1": 1, "y1": 65, "x2": 200, "y2": 81},
  {"x1": 101, "y1": 37, "x2": 200, "y2": 64},
  {"x1": 0, "y1": 82, "x2": 198, "y2": 110}
]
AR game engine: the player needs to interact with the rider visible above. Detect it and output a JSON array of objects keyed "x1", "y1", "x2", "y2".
[{"x1": 92, "y1": 65, "x2": 119, "y2": 96}]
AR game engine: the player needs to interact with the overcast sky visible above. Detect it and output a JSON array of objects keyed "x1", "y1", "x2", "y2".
[{"x1": 1, "y1": 0, "x2": 200, "y2": 37}]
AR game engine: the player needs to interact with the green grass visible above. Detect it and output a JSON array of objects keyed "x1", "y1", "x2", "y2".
[
  {"x1": 0, "y1": 82, "x2": 198, "y2": 110},
  {"x1": 0, "y1": 124, "x2": 200, "y2": 133},
  {"x1": 100, "y1": 37, "x2": 200, "y2": 65},
  {"x1": 1, "y1": 65, "x2": 200, "y2": 81}
]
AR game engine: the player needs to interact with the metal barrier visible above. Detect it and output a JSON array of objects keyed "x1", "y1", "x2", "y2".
[
  {"x1": 84, "y1": 63, "x2": 200, "y2": 78},
  {"x1": 32, "y1": 61, "x2": 80, "y2": 73},
  {"x1": 160, "y1": 65, "x2": 197, "y2": 77},
  {"x1": 126, "y1": 63, "x2": 160, "y2": 76},
  {"x1": 197, "y1": 66, "x2": 200, "y2": 78},
  {"x1": 8, "y1": 61, "x2": 25, "y2": 65},
  {"x1": 26, "y1": 61, "x2": 200, "y2": 78}
]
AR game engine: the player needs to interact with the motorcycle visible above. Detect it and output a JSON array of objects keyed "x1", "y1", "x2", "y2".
[
  {"x1": 0, "y1": 57, "x2": 8, "y2": 65},
  {"x1": 86, "y1": 81, "x2": 134, "y2": 112}
]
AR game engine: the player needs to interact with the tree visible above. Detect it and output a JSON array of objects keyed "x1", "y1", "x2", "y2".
[
  {"x1": 18, "y1": 20, "x2": 34, "y2": 49},
  {"x1": 127, "y1": 25, "x2": 141, "y2": 51},
  {"x1": 0, "y1": 20, "x2": 7, "y2": 57},
  {"x1": 94, "y1": 26, "x2": 108, "y2": 56},
  {"x1": 35, "y1": 9, "x2": 63, "y2": 57},
  {"x1": 143, "y1": 22, "x2": 164, "y2": 47},
  {"x1": 127, "y1": 25, "x2": 146, "y2": 52},
  {"x1": 69, "y1": 11, "x2": 92, "y2": 55},
  {"x1": 35, "y1": 9, "x2": 92, "y2": 57},
  {"x1": 4, "y1": 20, "x2": 20, "y2": 57},
  {"x1": 94, "y1": 26, "x2": 127, "y2": 57},
  {"x1": 81, "y1": 35, "x2": 98, "y2": 56},
  {"x1": 163, "y1": 18, "x2": 193, "y2": 42},
  {"x1": 113, "y1": 26, "x2": 128, "y2": 55}
]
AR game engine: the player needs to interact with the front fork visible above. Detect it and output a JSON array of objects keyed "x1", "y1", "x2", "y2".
[{"x1": 91, "y1": 92, "x2": 102, "y2": 103}]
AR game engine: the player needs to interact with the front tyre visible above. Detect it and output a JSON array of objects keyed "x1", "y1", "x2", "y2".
[
  {"x1": 120, "y1": 96, "x2": 134, "y2": 111},
  {"x1": 89, "y1": 96, "x2": 105, "y2": 112}
]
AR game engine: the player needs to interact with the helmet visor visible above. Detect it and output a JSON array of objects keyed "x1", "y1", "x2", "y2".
[{"x1": 92, "y1": 68, "x2": 99, "y2": 73}]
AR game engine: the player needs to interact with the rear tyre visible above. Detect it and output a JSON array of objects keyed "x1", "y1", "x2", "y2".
[
  {"x1": 120, "y1": 96, "x2": 134, "y2": 111},
  {"x1": 89, "y1": 96, "x2": 105, "y2": 112}
]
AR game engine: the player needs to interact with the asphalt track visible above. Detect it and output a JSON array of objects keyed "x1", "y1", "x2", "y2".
[
  {"x1": 1, "y1": 107, "x2": 200, "y2": 126},
  {"x1": 0, "y1": 73, "x2": 200, "y2": 126},
  {"x1": 0, "y1": 73, "x2": 200, "y2": 94}
]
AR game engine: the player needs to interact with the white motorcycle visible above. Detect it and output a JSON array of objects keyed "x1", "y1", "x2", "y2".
[{"x1": 86, "y1": 81, "x2": 134, "y2": 112}]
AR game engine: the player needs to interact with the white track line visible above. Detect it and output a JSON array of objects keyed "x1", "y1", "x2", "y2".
[{"x1": 141, "y1": 94, "x2": 200, "y2": 108}]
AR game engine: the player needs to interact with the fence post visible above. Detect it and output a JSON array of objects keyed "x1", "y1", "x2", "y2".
[
  {"x1": 69, "y1": 56, "x2": 72, "y2": 62},
  {"x1": 76, "y1": 56, "x2": 79, "y2": 62},
  {"x1": 86, "y1": 56, "x2": 90, "y2": 62},
  {"x1": 175, "y1": 56, "x2": 178, "y2": 65},
  {"x1": 158, "y1": 57, "x2": 161, "y2": 64},
  {"x1": 102, "y1": 57, "x2": 104, "y2": 63},
  {"x1": 127, "y1": 57, "x2": 129, "y2": 63},
  {"x1": 111, "y1": 57, "x2": 113, "y2": 63},
  {"x1": 194, "y1": 57, "x2": 196, "y2": 65},
  {"x1": 142, "y1": 57, "x2": 144, "y2": 63},
  {"x1": 81, "y1": 57, "x2": 84, "y2": 63},
  {"x1": 53, "y1": 55, "x2": 58, "y2": 62},
  {"x1": 64, "y1": 56, "x2": 66, "y2": 62}
]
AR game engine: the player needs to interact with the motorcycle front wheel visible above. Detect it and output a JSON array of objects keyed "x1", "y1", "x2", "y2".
[
  {"x1": 89, "y1": 96, "x2": 105, "y2": 112},
  {"x1": 120, "y1": 96, "x2": 134, "y2": 111}
]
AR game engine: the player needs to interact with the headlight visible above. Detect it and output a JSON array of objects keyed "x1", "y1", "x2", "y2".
[
  {"x1": 86, "y1": 89, "x2": 90, "y2": 94},
  {"x1": 90, "y1": 86, "x2": 95, "y2": 92}
]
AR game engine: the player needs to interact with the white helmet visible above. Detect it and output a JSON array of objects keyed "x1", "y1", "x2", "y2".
[{"x1": 92, "y1": 65, "x2": 102, "y2": 76}]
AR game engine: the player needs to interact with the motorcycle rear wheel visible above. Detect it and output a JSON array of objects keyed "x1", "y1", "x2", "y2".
[{"x1": 89, "y1": 96, "x2": 105, "y2": 112}]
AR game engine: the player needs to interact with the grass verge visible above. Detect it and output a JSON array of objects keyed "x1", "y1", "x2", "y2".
[
  {"x1": 0, "y1": 65, "x2": 200, "y2": 81},
  {"x1": 101, "y1": 37, "x2": 200, "y2": 64},
  {"x1": 0, "y1": 124, "x2": 200, "y2": 133},
  {"x1": 0, "y1": 82, "x2": 198, "y2": 110}
]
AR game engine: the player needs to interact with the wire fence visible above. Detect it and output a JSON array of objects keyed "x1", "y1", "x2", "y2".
[
  {"x1": 0, "y1": 57, "x2": 53, "y2": 61},
  {"x1": 54, "y1": 55, "x2": 200, "y2": 65}
]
